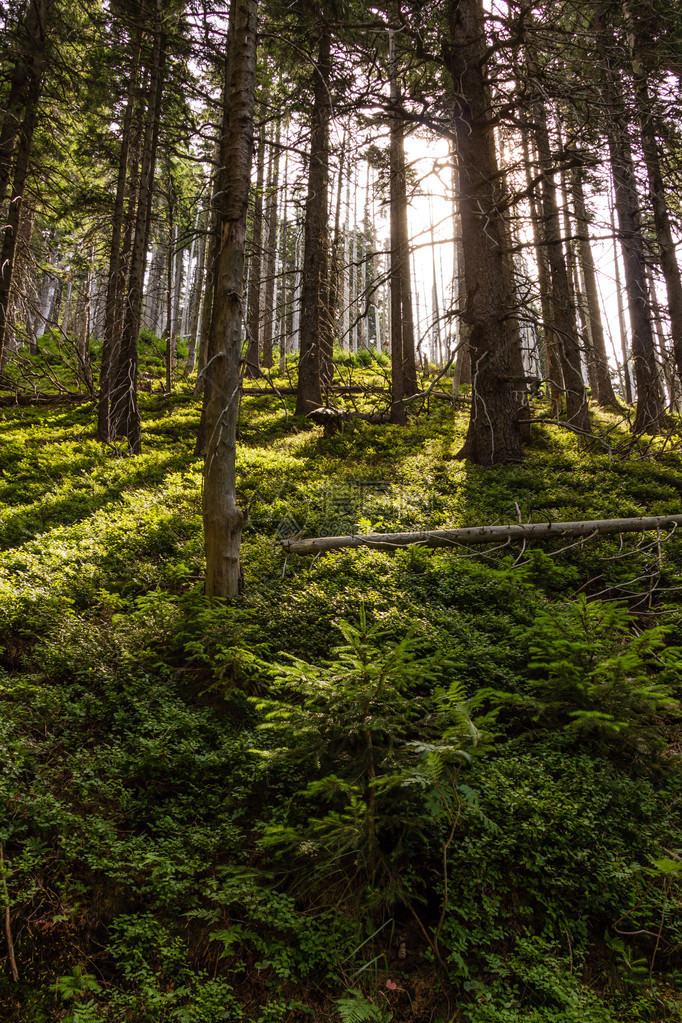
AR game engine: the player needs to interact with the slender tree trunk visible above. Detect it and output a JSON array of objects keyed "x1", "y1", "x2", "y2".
[
  {"x1": 445, "y1": 0, "x2": 523, "y2": 464},
  {"x1": 497, "y1": 136, "x2": 531, "y2": 439},
  {"x1": 261, "y1": 117, "x2": 281, "y2": 370},
  {"x1": 278, "y1": 145, "x2": 290, "y2": 371},
  {"x1": 530, "y1": 94, "x2": 589, "y2": 431},
  {"x1": 0, "y1": 0, "x2": 53, "y2": 209},
  {"x1": 388, "y1": 29, "x2": 417, "y2": 423},
  {"x1": 451, "y1": 160, "x2": 471, "y2": 392},
  {"x1": 571, "y1": 166, "x2": 619, "y2": 407},
  {"x1": 595, "y1": 6, "x2": 662, "y2": 434},
  {"x1": 194, "y1": 161, "x2": 221, "y2": 399},
  {"x1": 295, "y1": 27, "x2": 332, "y2": 416},
  {"x1": 622, "y1": 0, "x2": 682, "y2": 388},
  {"x1": 245, "y1": 119, "x2": 266, "y2": 377},
  {"x1": 328, "y1": 124, "x2": 348, "y2": 338},
  {"x1": 98, "y1": 27, "x2": 142, "y2": 441},
  {"x1": 185, "y1": 213, "x2": 207, "y2": 377},
  {"x1": 521, "y1": 121, "x2": 561, "y2": 405},
  {"x1": 0, "y1": 1, "x2": 50, "y2": 371},
  {"x1": 165, "y1": 214, "x2": 175, "y2": 394},
  {"x1": 203, "y1": 0, "x2": 258, "y2": 599},
  {"x1": 110, "y1": 0, "x2": 166, "y2": 451},
  {"x1": 605, "y1": 198, "x2": 631, "y2": 402}
]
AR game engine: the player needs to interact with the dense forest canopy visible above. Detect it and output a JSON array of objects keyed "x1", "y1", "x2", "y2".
[{"x1": 1, "y1": 0, "x2": 682, "y2": 1020}]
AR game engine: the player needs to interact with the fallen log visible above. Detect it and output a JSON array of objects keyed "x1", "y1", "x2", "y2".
[
  {"x1": 281, "y1": 514, "x2": 682, "y2": 555},
  {"x1": 0, "y1": 391, "x2": 90, "y2": 407},
  {"x1": 241, "y1": 384, "x2": 387, "y2": 396}
]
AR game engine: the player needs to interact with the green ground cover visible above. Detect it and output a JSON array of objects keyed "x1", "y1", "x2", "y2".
[{"x1": 1, "y1": 377, "x2": 681, "y2": 1021}]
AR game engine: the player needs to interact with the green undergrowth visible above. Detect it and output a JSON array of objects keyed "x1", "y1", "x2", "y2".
[{"x1": 1, "y1": 381, "x2": 682, "y2": 1022}]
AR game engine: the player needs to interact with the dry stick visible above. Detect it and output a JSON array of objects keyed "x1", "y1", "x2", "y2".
[
  {"x1": 0, "y1": 845, "x2": 18, "y2": 983},
  {"x1": 281, "y1": 514, "x2": 682, "y2": 556}
]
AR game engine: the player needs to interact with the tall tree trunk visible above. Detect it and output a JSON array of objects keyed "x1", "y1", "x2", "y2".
[
  {"x1": 0, "y1": 0, "x2": 51, "y2": 372},
  {"x1": 185, "y1": 213, "x2": 207, "y2": 378},
  {"x1": 595, "y1": 6, "x2": 662, "y2": 434},
  {"x1": 203, "y1": 0, "x2": 258, "y2": 599},
  {"x1": 295, "y1": 27, "x2": 332, "y2": 416},
  {"x1": 165, "y1": 216, "x2": 175, "y2": 394},
  {"x1": 194, "y1": 159, "x2": 222, "y2": 399},
  {"x1": 245, "y1": 120, "x2": 266, "y2": 377},
  {"x1": 328, "y1": 124, "x2": 348, "y2": 338},
  {"x1": 530, "y1": 94, "x2": 589, "y2": 432},
  {"x1": 388, "y1": 29, "x2": 417, "y2": 423},
  {"x1": 445, "y1": 0, "x2": 523, "y2": 464},
  {"x1": 261, "y1": 117, "x2": 281, "y2": 370},
  {"x1": 110, "y1": 1, "x2": 167, "y2": 452},
  {"x1": 98, "y1": 26, "x2": 142, "y2": 441},
  {"x1": 520, "y1": 120, "x2": 561, "y2": 406},
  {"x1": 571, "y1": 166, "x2": 619, "y2": 408},
  {"x1": 0, "y1": 0, "x2": 53, "y2": 208},
  {"x1": 622, "y1": 0, "x2": 682, "y2": 388}
]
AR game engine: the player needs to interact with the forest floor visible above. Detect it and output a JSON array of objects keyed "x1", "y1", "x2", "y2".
[{"x1": 1, "y1": 363, "x2": 682, "y2": 1022}]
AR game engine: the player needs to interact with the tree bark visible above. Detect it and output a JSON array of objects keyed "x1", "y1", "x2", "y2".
[
  {"x1": 594, "y1": 6, "x2": 662, "y2": 434},
  {"x1": 445, "y1": 0, "x2": 523, "y2": 464},
  {"x1": 202, "y1": 0, "x2": 258, "y2": 599},
  {"x1": 98, "y1": 25, "x2": 142, "y2": 441},
  {"x1": 328, "y1": 124, "x2": 348, "y2": 340},
  {"x1": 110, "y1": 0, "x2": 166, "y2": 451},
  {"x1": 388, "y1": 29, "x2": 417, "y2": 423},
  {"x1": 0, "y1": 0, "x2": 53, "y2": 208},
  {"x1": 0, "y1": 0, "x2": 51, "y2": 372},
  {"x1": 520, "y1": 121, "x2": 562, "y2": 406},
  {"x1": 295, "y1": 27, "x2": 332, "y2": 416},
  {"x1": 622, "y1": 0, "x2": 682, "y2": 389},
  {"x1": 245, "y1": 119, "x2": 266, "y2": 377},
  {"x1": 530, "y1": 93, "x2": 589, "y2": 432},
  {"x1": 185, "y1": 213, "x2": 207, "y2": 378},
  {"x1": 261, "y1": 117, "x2": 281, "y2": 370},
  {"x1": 570, "y1": 166, "x2": 619, "y2": 408}
]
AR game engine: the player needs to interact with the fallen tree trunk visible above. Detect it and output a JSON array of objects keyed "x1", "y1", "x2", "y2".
[
  {"x1": 241, "y1": 385, "x2": 387, "y2": 396},
  {"x1": 281, "y1": 514, "x2": 682, "y2": 555},
  {"x1": 0, "y1": 392, "x2": 90, "y2": 407}
]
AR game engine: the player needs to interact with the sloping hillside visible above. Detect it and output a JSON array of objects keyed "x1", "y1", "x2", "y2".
[{"x1": 1, "y1": 385, "x2": 681, "y2": 1023}]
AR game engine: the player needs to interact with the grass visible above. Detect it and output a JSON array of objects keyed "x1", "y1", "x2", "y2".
[{"x1": 0, "y1": 373, "x2": 681, "y2": 1022}]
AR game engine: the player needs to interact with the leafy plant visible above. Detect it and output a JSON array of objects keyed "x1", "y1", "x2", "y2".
[
  {"x1": 335, "y1": 989, "x2": 392, "y2": 1023},
  {"x1": 255, "y1": 607, "x2": 481, "y2": 905},
  {"x1": 518, "y1": 596, "x2": 679, "y2": 751}
]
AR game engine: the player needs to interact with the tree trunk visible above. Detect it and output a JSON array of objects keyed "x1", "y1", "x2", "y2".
[
  {"x1": 622, "y1": 0, "x2": 682, "y2": 389},
  {"x1": 388, "y1": 29, "x2": 417, "y2": 423},
  {"x1": 0, "y1": 0, "x2": 53, "y2": 208},
  {"x1": 202, "y1": 0, "x2": 258, "y2": 599},
  {"x1": 520, "y1": 121, "x2": 562, "y2": 406},
  {"x1": 445, "y1": 0, "x2": 523, "y2": 464},
  {"x1": 110, "y1": 0, "x2": 166, "y2": 452},
  {"x1": 98, "y1": 26, "x2": 142, "y2": 441},
  {"x1": 0, "y1": 0, "x2": 51, "y2": 372},
  {"x1": 245, "y1": 120, "x2": 266, "y2": 377},
  {"x1": 261, "y1": 117, "x2": 281, "y2": 370},
  {"x1": 530, "y1": 94, "x2": 589, "y2": 431},
  {"x1": 571, "y1": 166, "x2": 619, "y2": 408},
  {"x1": 295, "y1": 27, "x2": 332, "y2": 416},
  {"x1": 165, "y1": 215, "x2": 175, "y2": 394},
  {"x1": 328, "y1": 124, "x2": 348, "y2": 340},
  {"x1": 194, "y1": 159, "x2": 222, "y2": 399},
  {"x1": 185, "y1": 213, "x2": 207, "y2": 378},
  {"x1": 594, "y1": 6, "x2": 662, "y2": 434}
]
